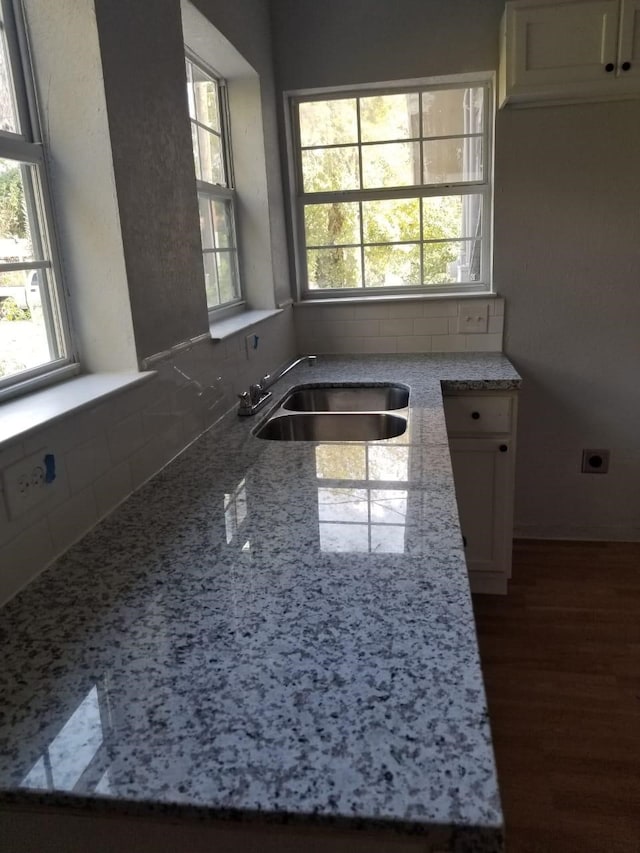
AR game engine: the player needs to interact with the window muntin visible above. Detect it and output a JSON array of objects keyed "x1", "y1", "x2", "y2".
[
  {"x1": 290, "y1": 79, "x2": 491, "y2": 296},
  {"x1": 186, "y1": 54, "x2": 241, "y2": 313},
  {"x1": 0, "y1": 1, "x2": 73, "y2": 395}
]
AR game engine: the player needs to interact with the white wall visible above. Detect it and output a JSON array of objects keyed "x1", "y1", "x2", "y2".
[
  {"x1": 495, "y1": 102, "x2": 640, "y2": 540},
  {"x1": 270, "y1": 0, "x2": 640, "y2": 541}
]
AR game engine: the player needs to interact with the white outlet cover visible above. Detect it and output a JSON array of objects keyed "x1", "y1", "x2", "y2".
[
  {"x1": 457, "y1": 303, "x2": 489, "y2": 334},
  {"x1": 1, "y1": 447, "x2": 61, "y2": 520},
  {"x1": 245, "y1": 332, "x2": 260, "y2": 361}
]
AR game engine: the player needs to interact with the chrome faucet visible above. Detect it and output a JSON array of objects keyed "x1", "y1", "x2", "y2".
[
  {"x1": 259, "y1": 354, "x2": 317, "y2": 391},
  {"x1": 237, "y1": 355, "x2": 316, "y2": 416}
]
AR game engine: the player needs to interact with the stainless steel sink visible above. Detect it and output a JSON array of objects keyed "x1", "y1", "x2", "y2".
[
  {"x1": 254, "y1": 412, "x2": 407, "y2": 442},
  {"x1": 281, "y1": 383, "x2": 409, "y2": 412}
]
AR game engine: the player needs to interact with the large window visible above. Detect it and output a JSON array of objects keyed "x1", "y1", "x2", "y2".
[
  {"x1": 186, "y1": 54, "x2": 241, "y2": 315},
  {"x1": 0, "y1": 0, "x2": 73, "y2": 397},
  {"x1": 288, "y1": 76, "x2": 492, "y2": 298}
]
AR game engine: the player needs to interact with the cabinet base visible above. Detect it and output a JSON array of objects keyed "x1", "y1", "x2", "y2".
[{"x1": 469, "y1": 572, "x2": 507, "y2": 595}]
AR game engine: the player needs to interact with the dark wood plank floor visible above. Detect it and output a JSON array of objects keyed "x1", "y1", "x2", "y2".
[{"x1": 473, "y1": 540, "x2": 640, "y2": 853}]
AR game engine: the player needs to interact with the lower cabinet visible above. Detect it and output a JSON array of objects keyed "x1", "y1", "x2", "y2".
[{"x1": 443, "y1": 392, "x2": 518, "y2": 595}]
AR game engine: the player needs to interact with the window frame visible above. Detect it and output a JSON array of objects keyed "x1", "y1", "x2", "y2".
[
  {"x1": 285, "y1": 72, "x2": 495, "y2": 301},
  {"x1": 0, "y1": 0, "x2": 76, "y2": 401},
  {"x1": 185, "y1": 49, "x2": 243, "y2": 320}
]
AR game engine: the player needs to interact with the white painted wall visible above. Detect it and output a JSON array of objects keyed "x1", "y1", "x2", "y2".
[
  {"x1": 23, "y1": 0, "x2": 137, "y2": 372},
  {"x1": 495, "y1": 102, "x2": 640, "y2": 539},
  {"x1": 270, "y1": 0, "x2": 640, "y2": 541}
]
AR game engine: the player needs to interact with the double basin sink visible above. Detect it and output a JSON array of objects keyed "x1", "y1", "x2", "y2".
[{"x1": 254, "y1": 383, "x2": 409, "y2": 442}]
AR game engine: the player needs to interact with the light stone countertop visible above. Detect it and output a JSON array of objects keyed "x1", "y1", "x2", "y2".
[{"x1": 0, "y1": 354, "x2": 521, "y2": 852}]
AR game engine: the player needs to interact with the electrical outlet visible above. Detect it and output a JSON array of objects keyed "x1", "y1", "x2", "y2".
[
  {"x1": 1, "y1": 448, "x2": 59, "y2": 520},
  {"x1": 245, "y1": 332, "x2": 260, "y2": 361},
  {"x1": 581, "y1": 449, "x2": 610, "y2": 474},
  {"x1": 457, "y1": 303, "x2": 489, "y2": 334}
]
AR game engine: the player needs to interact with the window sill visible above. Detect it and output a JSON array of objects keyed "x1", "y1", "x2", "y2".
[
  {"x1": 209, "y1": 308, "x2": 283, "y2": 341},
  {"x1": 0, "y1": 372, "x2": 155, "y2": 451},
  {"x1": 296, "y1": 292, "x2": 498, "y2": 307}
]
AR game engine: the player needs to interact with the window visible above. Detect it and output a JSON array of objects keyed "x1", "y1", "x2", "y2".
[
  {"x1": 288, "y1": 76, "x2": 492, "y2": 298},
  {"x1": 0, "y1": 0, "x2": 73, "y2": 396},
  {"x1": 186, "y1": 54, "x2": 241, "y2": 315}
]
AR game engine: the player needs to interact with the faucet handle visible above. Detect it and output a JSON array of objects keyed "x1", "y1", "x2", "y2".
[
  {"x1": 249, "y1": 383, "x2": 263, "y2": 405},
  {"x1": 260, "y1": 374, "x2": 272, "y2": 388},
  {"x1": 237, "y1": 391, "x2": 252, "y2": 411}
]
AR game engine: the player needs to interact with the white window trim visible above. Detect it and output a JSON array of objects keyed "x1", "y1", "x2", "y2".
[
  {"x1": 185, "y1": 50, "x2": 244, "y2": 320},
  {"x1": 0, "y1": 0, "x2": 75, "y2": 401},
  {"x1": 285, "y1": 71, "x2": 495, "y2": 303}
]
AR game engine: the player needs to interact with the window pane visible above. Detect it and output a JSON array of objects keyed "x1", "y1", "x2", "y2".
[
  {"x1": 307, "y1": 247, "x2": 362, "y2": 289},
  {"x1": 299, "y1": 99, "x2": 357, "y2": 147},
  {"x1": 422, "y1": 240, "x2": 481, "y2": 284},
  {"x1": 0, "y1": 21, "x2": 18, "y2": 134},
  {"x1": 196, "y1": 126, "x2": 225, "y2": 186},
  {"x1": 212, "y1": 199, "x2": 236, "y2": 249},
  {"x1": 199, "y1": 196, "x2": 237, "y2": 251},
  {"x1": 0, "y1": 269, "x2": 60, "y2": 381},
  {"x1": 0, "y1": 160, "x2": 36, "y2": 262},
  {"x1": 203, "y1": 252, "x2": 219, "y2": 307},
  {"x1": 216, "y1": 251, "x2": 240, "y2": 304},
  {"x1": 198, "y1": 196, "x2": 213, "y2": 249},
  {"x1": 422, "y1": 136, "x2": 483, "y2": 184},
  {"x1": 422, "y1": 195, "x2": 482, "y2": 241},
  {"x1": 362, "y1": 142, "x2": 420, "y2": 189},
  {"x1": 422, "y1": 87, "x2": 484, "y2": 138},
  {"x1": 301, "y1": 147, "x2": 359, "y2": 193},
  {"x1": 364, "y1": 244, "x2": 420, "y2": 287},
  {"x1": 360, "y1": 93, "x2": 419, "y2": 142},
  {"x1": 191, "y1": 65, "x2": 220, "y2": 130},
  {"x1": 304, "y1": 202, "x2": 360, "y2": 247},
  {"x1": 362, "y1": 198, "x2": 419, "y2": 243}
]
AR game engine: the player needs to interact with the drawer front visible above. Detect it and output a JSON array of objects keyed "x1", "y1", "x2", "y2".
[{"x1": 443, "y1": 395, "x2": 513, "y2": 435}]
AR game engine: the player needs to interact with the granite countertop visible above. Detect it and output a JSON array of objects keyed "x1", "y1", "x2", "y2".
[{"x1": 0, "y1": 354, "x2": 521, "y2": 851}]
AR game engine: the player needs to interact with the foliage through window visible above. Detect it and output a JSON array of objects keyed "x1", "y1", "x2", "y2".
[
  {"x1": 289, "y1": 78, "x2": 492, "y2": 296},
  {"x1": 0, "y1": 0, "x2": 72, "y2": 394},
  {"x1": 186, "y1": 54, "x2": 241, "y2": 313}
]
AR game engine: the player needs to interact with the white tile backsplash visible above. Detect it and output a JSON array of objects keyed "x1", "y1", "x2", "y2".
[
  {"x1": 379, "y1": 318, "x2": 414, "y2": 337},
  {"x1": 0, "y1": 519, "x2": 55, "y2": 605},
  {"x1": 295, "y1": 297, "x2": 504, "y2": 357},
  {"x1": 65, "y1": 435, "x2": 112, "y2": 494},
  {"x1": 413, "y1": 317, "x2": 450, "y2": 336},
  {"x1": 47, "y1": 485, "x2": 99, "y2": 554},
  {"x1": 0, "y1": 307, "x2": 297, "y2": 605}
]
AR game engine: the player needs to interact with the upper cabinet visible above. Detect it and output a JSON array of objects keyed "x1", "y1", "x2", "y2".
[{"x1": 499, "y1": 0, "x2": 640, "y2": 106}]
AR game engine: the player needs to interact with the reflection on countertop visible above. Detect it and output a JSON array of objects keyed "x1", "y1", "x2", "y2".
[{"x1": 0, "y1": 353, "x2": 520, "y2": 851}]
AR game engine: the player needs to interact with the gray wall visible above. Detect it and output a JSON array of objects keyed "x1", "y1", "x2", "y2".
[
  {"x1": 270, "y1": 0, "x2": 640, "y2": 541},
  {"x1": 94, "y1": 0, "x2": 211, "y2": 360},
  {"x1": 193, "y1": 0, "x2": 292, "y2": 308}
]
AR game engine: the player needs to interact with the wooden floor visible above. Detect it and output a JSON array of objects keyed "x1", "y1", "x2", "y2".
[{"x1": 473, "y1": 540, "x2": 640, "y2": 853}]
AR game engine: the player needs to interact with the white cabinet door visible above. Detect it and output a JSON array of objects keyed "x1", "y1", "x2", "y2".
[
  {"x1": 509, "y1": 0, "x2": 619, "y2": 88},
  {"x1": 500, "y1": 0, "x2": 640, "y2": 104},
  {"x1": 448, "y1": 438, "x2": 513, "y2": 594},
  {"x1": 619, "y1": 0, "x2": 640, "y2": 80}
]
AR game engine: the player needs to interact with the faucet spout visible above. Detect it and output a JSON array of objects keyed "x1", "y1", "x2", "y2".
[{"x1": 261, "y1": 354, "x2": 316, "y2": 391}]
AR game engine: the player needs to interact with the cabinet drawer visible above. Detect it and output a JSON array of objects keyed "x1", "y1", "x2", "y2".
[{"x1": 443, "y1": 395, "x2": 513, "y2": 435}]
